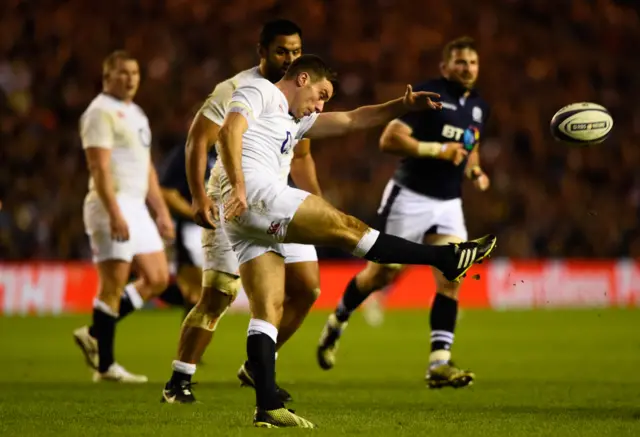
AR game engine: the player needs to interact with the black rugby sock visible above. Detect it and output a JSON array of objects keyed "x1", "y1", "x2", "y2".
[
  {"x1": 92, "y1": 307, "x2": 117, "y2": 372},
  {"x1": 335, "y1": 277, "x2": 373, "y2": 323},
  {"x1": 430, "y1": 293, "x2": 458, "y2": 353},
  {"x1": 363, "y1": 232, "x2": 450, "y2": 268},
  {"x1": 247, "y1": 319, "x2": 281, "y2": 410}
]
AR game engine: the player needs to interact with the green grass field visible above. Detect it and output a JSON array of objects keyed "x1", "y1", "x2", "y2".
[{"x1": 1, "y1": 309, "x2": 639, "y2": 436}]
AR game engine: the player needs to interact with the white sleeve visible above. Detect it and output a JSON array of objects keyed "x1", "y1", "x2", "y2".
[
  {"x1": 199, "y1": 81, "x2": 235, "y2": 125},
  {"x1": 228, "y1": 83, "x2": 270, "y2": 125},
  {"x1": 295, "y1": 112, "x2": 319, "y2": 139},
  {"x1": 80, "y1": 108, "x2": 114, "y2": 149}
]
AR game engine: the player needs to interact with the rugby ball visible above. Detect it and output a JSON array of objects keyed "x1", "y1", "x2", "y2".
[{"x1": 550, "y1": 102, "x2": 613, "y2": 145}]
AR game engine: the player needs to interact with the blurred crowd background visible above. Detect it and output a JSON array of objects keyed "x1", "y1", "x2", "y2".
[{"x1": 1, "y1": 0, "x2": 639, "y2": 260}]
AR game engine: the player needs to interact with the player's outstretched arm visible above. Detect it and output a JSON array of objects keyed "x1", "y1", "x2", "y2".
[
  {"x1": 290, "y1": 139, "x2": 322, "y2": 196},
  {"x1": 305, "y1": 85, "x2": 442, "y2": 140},
  {"x1": 379, "y1": 120, "x2": 468, "y2": 165}
]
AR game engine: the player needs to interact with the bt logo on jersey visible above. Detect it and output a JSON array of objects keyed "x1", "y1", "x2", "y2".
[
  {"x1": 441, "y1": 124, "x2": 480, "y2": 151},
  {"x1": 441, "y1": 124, "x2": 465, "y2": 141}
]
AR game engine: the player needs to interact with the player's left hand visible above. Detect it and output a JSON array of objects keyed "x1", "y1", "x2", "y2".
[
  {"x1": 223, "y1": 185, "x2": 248, "y2": 222},
  {"x1": 156, "y1": 214, "x2": 176, "y2": 240},
  {"x1": 403, "y1": 85, "x2": 442, "y2": 111},
  {"x1": 470, "y1": 167, "x2": 490, "y2": 191}
]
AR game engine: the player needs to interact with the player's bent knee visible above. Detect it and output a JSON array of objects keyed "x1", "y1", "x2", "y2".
[
  {"x1": 311, "y1": 287, "x2": 321, "y2": 300},
  {"x1": 293, "y1": 287, "x2": 320, "y2": 310},
  {"x1": 183, "y1": 301, "x2": 228, "y2": 331},
  {"x1": 149, "y1": 272, "x2": 170, "y2": 292},
  {"x1": 184, "y1": 273, "x2": 240, "y2": 332},
  {"x1": 202, "y1": 270, "x2": 241, "y2": 302}
]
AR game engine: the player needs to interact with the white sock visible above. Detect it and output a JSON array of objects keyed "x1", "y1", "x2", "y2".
[
  {"x1": 93, "y1": 298, "x2": 119, "y2": 318},
  {"x1": 172, "y1": 360, "x2": 197, "y2": 376},
  {"x1": 124, "y1": 283, "x2": 144, "y2": 309},
  {"x1": 352, "y1": 229, "x2": 381, "y2": 258},
  {"x1": 247, "y1": 319, "x2": 278, "y2": 343}
]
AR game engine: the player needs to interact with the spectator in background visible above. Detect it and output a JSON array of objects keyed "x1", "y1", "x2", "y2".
[{"x1": 0, "y1": 0, "x2": 639, "y2": 260}]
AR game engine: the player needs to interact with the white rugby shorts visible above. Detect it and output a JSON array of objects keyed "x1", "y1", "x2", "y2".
[
  {"x1": 376, "y1": 180, "x2": 468, "y2": 242},
  {"x1": 83, "y1": 195, "x2": 165, "y2": 263},
  {"x1": 218, "y1": 174, "x2": 316, "y2": 266},
  {"x1": 177, "y1": 220, "x2": 205, "y2": 268}
]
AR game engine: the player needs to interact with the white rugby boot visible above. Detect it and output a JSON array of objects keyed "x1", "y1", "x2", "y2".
[{"x1": 93, "y1": 363, "x2": 148, "y2": 383}]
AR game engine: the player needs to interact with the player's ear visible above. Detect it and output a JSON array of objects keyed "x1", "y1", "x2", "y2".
[
  {"x1": 296, "y1": 72, "x2": 309, "y2": 87},
  {"x1": 257, "y1": 44, "x2": 266, "y2": 59},
  {"x1": 439, "y1": 61, "x2": 447, "y2": 76}
]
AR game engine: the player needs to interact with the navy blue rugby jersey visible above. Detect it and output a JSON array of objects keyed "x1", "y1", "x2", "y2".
[
  {"x1": 159, "y1": 144, "x2": 216, "y2": 206},
  {"x1": 393, "y1": 77, "x2": 490, "y2": 199}
]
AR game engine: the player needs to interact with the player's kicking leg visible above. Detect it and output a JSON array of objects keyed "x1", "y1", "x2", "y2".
[
  {"x1": 297, "y1": 192, "x2": 494, "y2": 369},
  {"x1": 285, "y1": 194, "x2": 495, "y2": 283},
  {"x1": 318, "y1": 262, "x2": 402, "y2": 370},
  {"x1": 216, "y1": 186, "x2": 492, "y2": 427},
  {"x1": 237, "y1": 248, "x2": 320, "y2": 402}
]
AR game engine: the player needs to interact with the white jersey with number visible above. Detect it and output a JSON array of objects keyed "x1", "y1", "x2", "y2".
[
  {"x1": 80, "y1": 93, "x2": 163, "y2": 263},
  {"x1": 197, "y1": 68, "x2": 319, "y2": 273},
  {"x1": 198, "y1": 67, "x2": 315, "y2": 195},
  {"x1": 80, "y1": 93, "x2": 152, "y2": 201},
  {"x1": 222, "y1": 78, "x2": 317, "y2": 189},
  {"x1": 213, "y1": 78, "x2": 319, "y2": 264}
]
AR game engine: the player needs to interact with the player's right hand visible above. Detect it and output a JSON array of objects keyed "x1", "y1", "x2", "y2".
[
  {"x1": 192, "y1": 195, "x2": 217, "y2": 229},
  {"x1": 440, "y1": 143, "x2": 468, "y2": 166},
  {"x1": 110, "y1": 213, "x2": 130, "y2": 242},
  {"x1": 223, "y1": 186, "x2": 248, "y2": 222}
]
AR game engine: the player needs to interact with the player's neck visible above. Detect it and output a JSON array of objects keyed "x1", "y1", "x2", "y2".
[
  {"x1": 274, "y1": 81, "x2": 295, "y2": 108},
  {"x1": 442, "y1": 77, "x2": 472, "y2": 98},
  {"x1": 102, "y1": 90, "x2": 133, "y2": 104},
  {"x1": 258, "y1": 63, "x2": 270, "y2": 81},
  {"x1": 258, "y1": 63, "x2": 282, "y2": 84}
]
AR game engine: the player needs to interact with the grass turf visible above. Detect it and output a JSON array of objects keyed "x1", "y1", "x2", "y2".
[{"x1": 1, "y1": 309, "x2": 639, "y2": 436}]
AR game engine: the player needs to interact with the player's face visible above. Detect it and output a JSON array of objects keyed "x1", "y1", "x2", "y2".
[
  {"x1": 262, "y1": 34, "x2": 302, "y2": 82},
  {"x1": 441, "y1": 48, "x2": 479, "y2": 89},
  {"x1": 104, "y1": 59, "x2": 140, "y2": 101},
  {"x1": 291, "y1": 75, "x2": 333, "y2": 119}
]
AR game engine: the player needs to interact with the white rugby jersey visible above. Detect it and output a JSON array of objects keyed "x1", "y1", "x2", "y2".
[
  {"x1": 225, "y1": 78, "x2": 317, "y2": 188},
  {"x1": 200, "y1": 66, "x2": 262, "y2": 127},
  {"x1": 80, "y1": 93, "x2": 152, "y2": 200},
  {"x1": 199, "y1": 67, "x2": 316, "y2": 193}
]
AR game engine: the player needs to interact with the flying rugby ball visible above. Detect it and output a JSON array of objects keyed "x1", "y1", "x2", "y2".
[{"x1": 550, "y1": 102, "x2": 613, "y2": 145}]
